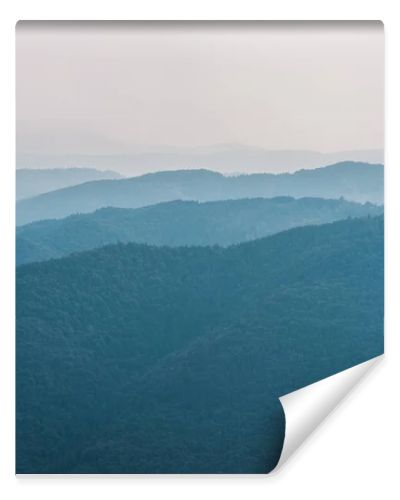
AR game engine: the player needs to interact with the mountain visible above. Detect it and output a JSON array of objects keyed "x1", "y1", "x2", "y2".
[
  {"x1": 16, "y1": 216, "x2": 384, "y2": 473},
  {"x1": 16, "y1": 162, "x2": 384, "y2": 225},
  {"x1": 16, "y1": 146, "x2": 384, "y2": 176},
  {"x1": 16, "y1": 197, "x2": 383, "y2": 265},
  {"x1": 16, "y1": 167, "x2": 123, "y2": 201}
]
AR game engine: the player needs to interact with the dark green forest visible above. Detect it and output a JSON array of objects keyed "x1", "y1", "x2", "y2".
[
  {"x1": 16, "y1": 196, "x2": 383, "y2": 265},
  {"x1": 16, "y1": 216, "x2": 384, "y2": 473},
  {"x1": 16, "y1": 162, "x2": 384, "y2": 225}
]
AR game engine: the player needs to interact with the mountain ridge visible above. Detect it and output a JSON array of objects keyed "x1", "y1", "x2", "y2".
[
  {"x1": 16, "y1": 196, "x2": 383, "y2": 265},
  {"x1": 17, "y1": 146, "x2": 384, "y2": 175},
  {"x1": 16, "y1": 162, "x2": 384, "y2": 225},
  {"x1": 16, "y1": 167, "x2": 123, "y2": 201}
]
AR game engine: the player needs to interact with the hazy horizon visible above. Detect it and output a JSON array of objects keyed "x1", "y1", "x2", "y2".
[
  {"x1": 16, "y1": 145, "x2": 384, "y2": 176},
  {"x1": 16, "y1": 21, "x2": 384, "y2": 175}
]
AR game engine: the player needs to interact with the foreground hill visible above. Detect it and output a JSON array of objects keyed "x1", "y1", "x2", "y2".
[
  {"x1": 16, "y1": 216, "x2": 383, "y2": 473},
  {"x1": 16, "y1": 162, "x2": 384, "y2": 225},
  {"x1": 16, "y1": 167, "x2": 123, "y2": 201},
  {"x1": 16, "y1": 197, "x2": 383, "y2": 265}
]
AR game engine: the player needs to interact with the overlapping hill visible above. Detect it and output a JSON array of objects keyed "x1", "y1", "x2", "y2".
[
  {"x1": 16, "y1": 196, "x2": 383, "y2": 266},
  {"x1": 16, "y1": 216, "x2": 384, "y2": 473},
  {"x1": 16, "y1": 162, "x2": 384, "y2": 225},
  {"x1": 16, "y1": 167, "x2": 122, "y2": 201}
]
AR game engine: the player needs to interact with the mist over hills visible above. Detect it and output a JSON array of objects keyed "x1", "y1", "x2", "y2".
[
  {"x1": 17, "y1": 216, "x2": 383, "y2": 473},
  {"x1": 16, "y1": 162, "x2": 384, "y2": 226},
  {"x1": 16, "y1": 167, "x2": 123, "y2": 201},
  {"x1": 17, "y1": 146, "x2": 384, "y2": 176},
  {"x1": 16, "y1": 197, "x2": 383, "y2": 266}
]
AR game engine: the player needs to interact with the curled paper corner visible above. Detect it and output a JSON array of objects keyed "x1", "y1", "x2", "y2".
[{"x1": 274, "y1": 355, "x2": 383, "y2": 471}]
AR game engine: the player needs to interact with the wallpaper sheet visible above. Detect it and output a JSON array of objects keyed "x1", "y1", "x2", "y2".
[{"x1": 16, "y1": 21, "x2": 384, "y2": 474}]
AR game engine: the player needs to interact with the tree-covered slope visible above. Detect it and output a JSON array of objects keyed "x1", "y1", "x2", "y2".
[
  {"x1": 16, "y1": 216, "x2": 384, "y2": 473},
  {"x1": 16, "y1": 196, "x2": 383, "y2": 265},
  {"x1": 16, "y1": 167, "x2": 122, "y2": 201},
  {"x1": 16, "y1": 162, "x2": 384, "y2": 225}
]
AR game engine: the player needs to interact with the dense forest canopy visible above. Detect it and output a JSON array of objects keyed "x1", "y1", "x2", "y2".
[
  {"x1": 16, "y1": 216, "x2": 384, "y2": 473},
  {"x1": 16, "y1": 196, "x2": 383, "y2": 265},
  {"x1": 16, "y1": 162, "x2": 384, "y2": 225}
]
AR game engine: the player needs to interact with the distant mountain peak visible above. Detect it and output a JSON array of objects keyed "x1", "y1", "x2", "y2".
[{"x1": 16, "y1": 167, "x2": 123, "y2": 201}]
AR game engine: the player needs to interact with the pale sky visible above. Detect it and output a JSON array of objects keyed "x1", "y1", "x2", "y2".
[{"x1": 16, "y1": 21, "x2": 384, "y2": 156}]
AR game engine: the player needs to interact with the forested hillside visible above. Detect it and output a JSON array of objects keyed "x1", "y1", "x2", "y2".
[
  {"x1": 16, "y1": 162, "x2": 384, "y2": 225},
  {"x1": 16, "y1": 197, "x2": 383, "y2": 265},
  {"x1": 16, "y1": 216, "x2": 384, "y2": 473}
]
